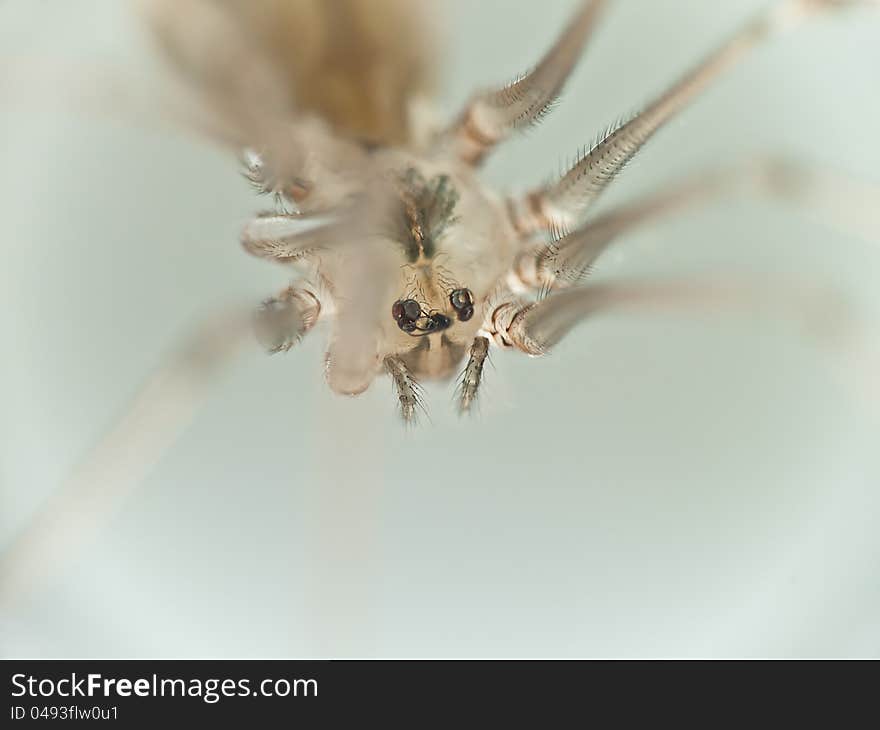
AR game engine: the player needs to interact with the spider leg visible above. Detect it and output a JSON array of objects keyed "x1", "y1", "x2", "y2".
[
  {"x1": 384, "y1": 356, "x2": 424, "y2": 424},
  {"x1": 485, "y1": 277, "x2": 854, "y2": 356},
  {"x1": 444, "y1": 0, "x2": 607, "y2": 166},
  {"x1": 145, "y1": 0, "x2": 369, "y2": 212},
  {"x1": 0, "y1": 308, "x2": 251, "y2": 609},
  {"x1": 253, "y1": 285, "x2": 323, "y2": 353},
  {"x1": 456, "y1": 336, "x2": 491, "y2": 415},
  {"x1": 512, "y1": 0, "x2": 878, "y2": 234},
  {"x1": 509, "y1": 157, "x2": 880, "y2": 294},
  {"x1": 240, "y1": 122, "x2": 367, "y2": 215},
  {"x1": 241, "y1": 212, "x2": 337, "y2": 265},
  {"x1": 509, "y1": 162, "x2": 754, "y2": 292},
  {"x1": 755, "y1": 159, "x2": 880, "y2": 243}
]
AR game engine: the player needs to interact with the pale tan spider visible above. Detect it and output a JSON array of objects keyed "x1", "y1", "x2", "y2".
[
  {"x1": 2, "y1": 0, "x2": 880, "y2": 612},
  {"x1": 144, "y1": 0, "x2": 879, "y2": 423}
]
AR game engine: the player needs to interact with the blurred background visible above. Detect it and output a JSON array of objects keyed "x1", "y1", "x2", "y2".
[{"x1": 1, "y1": 0, "x2": 879, "y2": 658}]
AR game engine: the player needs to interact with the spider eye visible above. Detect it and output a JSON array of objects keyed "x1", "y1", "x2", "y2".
[
  {"x1": 393, "y1": 298, "x2": 424, "y2": 332},
  {"x1": 449, "y1": 288, "x2": 475, "y2": 321},
  {"x1": 428, "y1": 313, "x2": 452, "y2": 331},
  {"x1": 402, "y1": 300, "x2": 422, "y2": 321},
  {"x1": 450, "y1": 288, "x2": 473, "y2": 309}
]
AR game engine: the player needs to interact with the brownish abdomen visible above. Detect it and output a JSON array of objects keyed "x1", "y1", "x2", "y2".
[{"x1": 232, "y1": 0, "x2": 439, "y2": 146}]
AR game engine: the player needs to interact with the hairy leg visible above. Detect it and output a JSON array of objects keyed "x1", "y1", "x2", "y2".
[
  {"x1": 509, "y1": 158, "x2": 880, "y2": 295},
  {"x1": 456, "y1": 337, "x2": 491, "y2": 415},
  {"x1": 511, "y1": 0, "x2": 879, "y2": 234},
  {"x1": 384, "y1": 356, "x2": 424, "y2": 424},
  {"x1": 444, "y1": 0, "x2": 606, "y2": 165}
]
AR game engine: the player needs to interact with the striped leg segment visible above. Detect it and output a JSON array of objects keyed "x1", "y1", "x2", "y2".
[
  {"x1": 253, "y1": 285, "x2": 322, "y2": 354},
  {"x1": 385, "y1": 356, "x2": 425, "y2": 424},
  {"x1": 487, "y1": 276, "x2": 850, "y2": 356},
  {"x1": 445, "y1": 0, "x2": 607, "y2": 165},
  {"x1": 515, "y1": 0, "x2": 875, "y2": 233}
]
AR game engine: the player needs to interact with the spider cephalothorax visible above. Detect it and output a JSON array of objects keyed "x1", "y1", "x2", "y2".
[
  {"x1": 390, "y1": 168, "x2": 473, "y2": 336},
  {"x1": 396, "y1": 168, "x2": 460, "y2": 264},
  {"x1": 147, "y1": 0, "x2": 878, "y2": 421}
]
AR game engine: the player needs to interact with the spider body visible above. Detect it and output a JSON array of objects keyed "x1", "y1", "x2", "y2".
[
  {"x1": 145, "y1": 0, "x2": 879, "y2": 419},
  {"x1": 383, "y1": 156, "x2": 516, "y2": 339},
  {"x1": 248, "y1": 144, "x2": 517, "y2": 391},
  {"x1": 369, "y1": 157, "x2": 512, "y2": 388}
]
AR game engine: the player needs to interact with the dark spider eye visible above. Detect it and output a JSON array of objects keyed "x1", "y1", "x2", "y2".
[
  {"x1": 402, "y1": 299, "x2": 422, "y2": 321},
  {"x1": 392, "y1": 299, "x2": 422, "y2": 322},
  {"x1": 429, "y1": 313, "x2": 452, "y2": 331},
  {"x1": 393, "y1": 298, "x2": 424, "y2": 332},
  {"x1": 450, "y1": 288, "x2": 473, "y2": 309},
  {"x1": 449, "y1": 288, "x2": 475, "y2": 321}
]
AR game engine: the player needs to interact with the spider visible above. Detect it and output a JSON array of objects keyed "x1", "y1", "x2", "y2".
[
  {"x1": 2, "y1": 0, "x2": 880, "y2": 611},
  {"x1": 138, "y1": 0, "x2": 879, "y2": 423}
]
